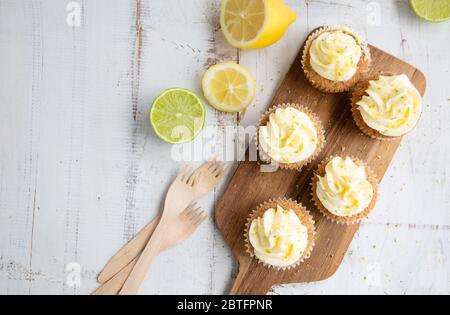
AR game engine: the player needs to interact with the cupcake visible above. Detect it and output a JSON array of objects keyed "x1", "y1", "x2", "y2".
[
  {"x1": 302, "y1": 25, "x2": 371, "y2": 93},
  {"x1": 245, "y1": 199, "x2": 315, "y2": 270},
  {"x1": 351, "y1": 73, "x2": 423, "y2": 140},
  {"x1": 311, "y1": 156, "x2": 378, "y2": 224},
  {"x1": 257, "y1": 103, "x2": 325, "y2": 171}
]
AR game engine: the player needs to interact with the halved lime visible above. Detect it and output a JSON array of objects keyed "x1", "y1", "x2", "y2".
[
  {"x1": 410, "y1": 0, "x2": 450, "y2": 23},
  {"x1": 150, "y1": 88, "x2": 206, "y2": 144}
]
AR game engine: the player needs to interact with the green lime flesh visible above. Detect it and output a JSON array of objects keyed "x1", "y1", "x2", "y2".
[
  {"x1": 410, "y1": 0, "x2": 450, "y2": 22},
  {"x1": 150, "y1": 88, "x2": 206, "y2": 144}
]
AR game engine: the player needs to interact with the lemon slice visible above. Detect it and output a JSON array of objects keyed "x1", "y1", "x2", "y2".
[
  {"x1": 202, "y1": 62, "x2": 256, "y2": 113},
  {"x1": 410, "y1": 0, "x2": 450, "y2": 23},
  {"x1": 220, "y1": 0, "x2": 297, "y2": 49},
  {"x1": 150, "y1": 88, "x2": 206, "y2": 144}
]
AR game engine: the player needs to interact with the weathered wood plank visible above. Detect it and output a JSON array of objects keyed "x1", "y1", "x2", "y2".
[
  {"x1": 0, "y1": 0, "x2": 448, "y2": 295},
  {"x1": 0, "y1": 0, "x2": 40, "y2": 295}
]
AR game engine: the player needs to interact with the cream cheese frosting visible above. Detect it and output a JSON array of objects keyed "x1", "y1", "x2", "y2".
[
  {"x1": 309, "y1": 29, "x2": 362, "y2": 82},
  {"x1": 357, "y1": 74, "x2": 422, "y2": 137},
  {"x1": 259, "y1": 107, "x2": 318, "y2": 164},
  {"x1": 249, "y1": 205, "x2": 309, "y2": 267},
  {"x1": 316, "y1": 157, "x2": 374, "y2": 217}
]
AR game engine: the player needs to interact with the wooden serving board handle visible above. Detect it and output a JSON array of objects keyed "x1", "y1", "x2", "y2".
[
  {"x1": 229, "y1": 256, "x2": 276, "y2": 295},
  {"x1": 216, "y1": 44, "x2": 427, "y2": 295}
]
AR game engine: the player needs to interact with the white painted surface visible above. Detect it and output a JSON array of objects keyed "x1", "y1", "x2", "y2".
[{"x1": 0, "y1": 0, "x2": 448, "y2": 295}]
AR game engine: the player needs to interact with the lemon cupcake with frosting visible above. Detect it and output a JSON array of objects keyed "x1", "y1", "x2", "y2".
[
  {"x1": 311, "y1": 156, "x2": 378, "y2": 224},
  {"x1": 302, "y1": 26, "x2": 371, "y2": 93},
  {"x1": 257, "y1": 103, "x2": 325, "y2": 170},
  {"x1": 352, "y1": 73, "x2": 422, "y2": 140},
  {"x1": 245, "y1": 198, "x2": 316, "y2": 270}
]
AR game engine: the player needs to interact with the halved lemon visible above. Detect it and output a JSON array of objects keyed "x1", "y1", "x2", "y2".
[
  {"x1": 202, "y1": 62, "x2": 256, "y2": 113},
  {"x1": 220, "y1": 0, "x2": 297, "y2": 49}
]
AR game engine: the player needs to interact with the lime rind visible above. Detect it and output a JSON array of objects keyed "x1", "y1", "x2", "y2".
[
  {"x1": 410, "y1": 0, "x2": 450, "y2": 23},
  {"x1": 150, "y1": 88, "x2": 206, "y2": 144}
]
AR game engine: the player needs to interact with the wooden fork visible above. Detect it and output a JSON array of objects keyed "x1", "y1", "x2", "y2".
[
  {"x1": 193, "y1": 159, "x2": 228, "y2": 198},
  {"x1": 92, "y1": 203, "x2": 206, "y2": 295},
  {"x1": 97, "y1": 160, "x2": 227, "y2": 285},
  {"x1": 118, "y1": 165, "x2": 208, "y2": 295}
]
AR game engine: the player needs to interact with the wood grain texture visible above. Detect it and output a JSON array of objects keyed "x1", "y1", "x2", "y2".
[{"x1": 215, "y1": 45, "x2": 427, "y2": 295}]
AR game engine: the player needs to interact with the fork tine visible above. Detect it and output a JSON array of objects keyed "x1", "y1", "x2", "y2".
[
  {"x1": 180, "y1": 166, "x2": 194, "y2": 183},
  {"x1": 189, "y1": 162, "x2": 208, "y2": 181},
  {"x1": 193, "y1": 210, "x2": 206, "y2": 222},
  {"x1": 210, "y1": 160, "x2": 223, "y2": 173},
  {"x1": 207, "y1": 159, "x2": 219, "y2": 170},
  {"x1": 184, "y1": 205, "x2": 202, "y2": 220},
  {"x1": 177, "y1": 165, "x2": 192, "y2": 181},
  {"x1": 189, "y1": 168, "x2": 203, "y2": 186},
  {"x1": 205, "y1": 161, "x2": 214, "y2": 171},
  {"x1": 213, "y1": 163, "x2": 227, "y2": 177},
  {"x1": 185, "y1": 212, "x2": 206, "y2": 234},
  {"x1": 182, "y1": 203, "x2": 198, "y2": 216},
  {"x1": 187, "y1": 207, "x2": 203, "y2": 222},
  {"x1": 189, "y1": 206, "x2": 203, "y2": 219},
  {"x1": 194, "y1": 213, "x2": 208, "y2": 226},
  {"x1": 189, "y1": 160, "x2": 214, "y2": 183},
  {"x1": 201, "y1": 159, "x2": 214, "y2": 171},
  {"x1": 216, "y1": 165, "x2": 228, "y2": 180},
  {"x1": 186, "y1": 172, "x2": 196, "y2": 186}
]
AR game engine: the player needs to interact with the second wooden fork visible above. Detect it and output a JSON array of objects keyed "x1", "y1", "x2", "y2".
[
  {"x1": 119, "y1": 161, "x2": 226, "y2": 295},
  {"x1": 97, "y1": 160, "x2": 227, "y2": 285},
  {"x1": 92, "y1": 203, "x2": 206, "y2": 295}
]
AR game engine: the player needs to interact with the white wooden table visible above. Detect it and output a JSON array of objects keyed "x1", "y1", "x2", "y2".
[{"x1": 0, "y1": 0, "x2": 449, "y2": 295}]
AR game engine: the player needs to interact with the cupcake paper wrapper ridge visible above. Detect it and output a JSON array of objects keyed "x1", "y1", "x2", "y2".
[
  {"x1": 244, "y1": 198, "x2": 316, "y2": 271},
  {"x1": 351, "y1": 72, "x2": 421, "y2": 141},
  {"x1": 310, "y1": 155, "x2": 379, "y2": 225},
  {"x1": 256, "y1": 103, "x2": 326, "y2": 171},
  {"x1": 302, "y1": 25, "x2": 371, "y2": 94}
]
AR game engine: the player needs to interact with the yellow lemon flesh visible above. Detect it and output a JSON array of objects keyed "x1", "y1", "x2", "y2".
[
  {"x1": 202, "y1": 62, "x2": 256, "y2": 113},
  {"x1": 220, "y1": 0, "x2": 297, "y2": 49}
]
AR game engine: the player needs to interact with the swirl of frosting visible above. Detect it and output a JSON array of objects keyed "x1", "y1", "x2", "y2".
[
  {"x1": 309, "y1": 29, "x2": 362, "y2": 82},
  {"x1": 259, "y1": 107, "x2": 318, "y2": 164},
  {"x1": 317, "y1": 157, "x2": 374, "y2": 217},
  {"x1": 357, "y1": 74, "x2": 422, "y2": 137},
  {"x1": 249, "y1": 205, "x2": 309, "y2": 267}
]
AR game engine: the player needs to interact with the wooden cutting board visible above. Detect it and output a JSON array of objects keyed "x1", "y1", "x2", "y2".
[{"x1": 215, "y1": 44, "x2": 427, "y2": 295}]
